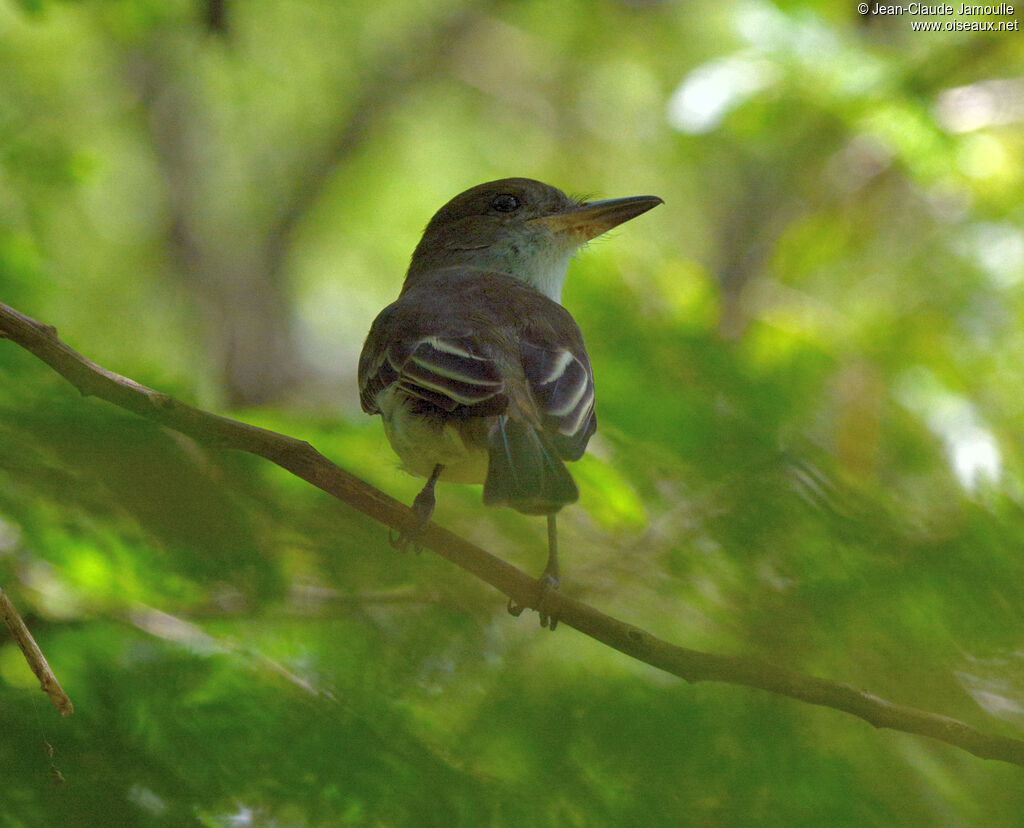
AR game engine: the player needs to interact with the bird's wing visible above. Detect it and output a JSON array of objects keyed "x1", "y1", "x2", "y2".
[
  {"x1": 359, "y1": 271, "x2": 596, "y2": 460},
  {"x1": 359, "y1": 309, "x2": 506, "y2": 415},
  {"x1": 519, "y1": 338, "x2": 597, "y2": 461}
]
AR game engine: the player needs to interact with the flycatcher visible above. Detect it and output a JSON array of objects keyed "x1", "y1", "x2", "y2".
[{"x1": 358, "y1": 178, "x2": 662, "y2": 628}]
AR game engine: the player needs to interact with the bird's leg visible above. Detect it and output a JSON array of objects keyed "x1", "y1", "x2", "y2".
[
  {"x1": 507, "y1": 513, "x2": 561, "y2": 630},
  {"x1": 390, "y1": 463, "x2": 443, "y2": 553},
  {"x1": 538, "y1": 514, "x2": 561, "y2": 630}
]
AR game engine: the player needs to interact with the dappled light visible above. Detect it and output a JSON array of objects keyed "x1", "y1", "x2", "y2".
[{"x1": 1, "y1": 0, "x2": 1023, "y2": 824}]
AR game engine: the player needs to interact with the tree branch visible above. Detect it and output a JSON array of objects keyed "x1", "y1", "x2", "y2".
[
  {"x1": 0, "y1": 588, "x2": 73, "y2": 716},
  {"x1": 1, "y1": 300, "x2": 1022, "y2": 768}
]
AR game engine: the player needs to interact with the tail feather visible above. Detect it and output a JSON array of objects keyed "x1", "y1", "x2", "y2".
[{"x1": 483, "y1": 416, "x2": 579, "y2": 515}]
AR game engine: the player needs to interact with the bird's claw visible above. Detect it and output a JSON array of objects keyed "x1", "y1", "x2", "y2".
[
  {"x1": 506, "y1": 574, "x2": 560, "y2": 630},
  {"x1": 411, "y1": 489, "x2": 434, "y2": 522},
  {"x1": 390, "y1": 464, "x2": 440, "y2": 553},
  {"x1": 390, "y1": 480, "x2": 437, "y2": 553},
  {"x1": 537, "y1": 573, "x2": 560, "y2": 631},
  {"x1": 389, "y1": 526, "x2": 424, "y2": 554}
]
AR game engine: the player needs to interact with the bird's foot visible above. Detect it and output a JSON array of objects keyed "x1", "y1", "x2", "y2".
[
  {"x1": 389, "y1": 526, "x2": 424, "y2": 553},
  {"x1": 389, "y1": 485, "x2": 436, "y2": 553},
  {"x1": 537, "y1": 572, "x2": 560, "y2": 631},
  {"x1": 506, "y1": 573, "x2": 560, "y2": 631}
]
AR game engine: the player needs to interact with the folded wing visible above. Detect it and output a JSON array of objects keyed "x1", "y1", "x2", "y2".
[
  {"x1": 520, "y1": 341, "x2": 597, "y2": 461},
  {"x1": 360, "y1": 333, "x2": 506, "y2": 415}
]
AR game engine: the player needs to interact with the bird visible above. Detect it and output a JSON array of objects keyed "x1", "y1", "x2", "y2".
[{"x1": 358, "y1": 178, "x2": 662, "y2": 628}]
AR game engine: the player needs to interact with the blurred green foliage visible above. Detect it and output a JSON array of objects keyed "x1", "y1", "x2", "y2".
[{"x1": 2, "y1": 0, "x2": 1024, "y2": 824}]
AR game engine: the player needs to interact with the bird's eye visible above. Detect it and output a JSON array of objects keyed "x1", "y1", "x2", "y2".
[{"x1": 491, "y1": 194, "x2": 520, "y2": 213}]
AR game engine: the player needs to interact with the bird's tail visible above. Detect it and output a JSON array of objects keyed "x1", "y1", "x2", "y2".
[{"x1": 483, "y1": 415, "x2": 578, "y2": 515}]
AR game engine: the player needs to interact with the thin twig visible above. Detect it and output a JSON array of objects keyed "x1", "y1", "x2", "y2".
[
  {"x1": 0, "y1": 588, "x2": 73, "y2": 716},
  {"x1": 1, "y1": 300, "x2": 1022, "y2": 767}
]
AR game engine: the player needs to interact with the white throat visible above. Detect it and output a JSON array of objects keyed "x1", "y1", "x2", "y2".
[
  {"x1": 455, "y1": 241, "x2": 574, "y2": 303},
  {"x1": 517, "y1": 249, "x2": 573, "y2": 303}
]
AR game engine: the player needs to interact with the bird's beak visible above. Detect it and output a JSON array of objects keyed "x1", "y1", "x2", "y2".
[{"x1": 531, "y1": 195, "x2": 663, "y2": 242}]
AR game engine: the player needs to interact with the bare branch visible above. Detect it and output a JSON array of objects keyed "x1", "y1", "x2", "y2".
[
  {"x1": 0, "y1": 588, "x2": 73, "y2": 717},
  {"x1": 1, "y1": 300, "x2": 1022, "y2": 767}
]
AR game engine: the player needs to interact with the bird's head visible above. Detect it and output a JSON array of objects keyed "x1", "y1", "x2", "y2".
[{"x1": 405, "y1": 178, "x2": 662, "y2": 302}]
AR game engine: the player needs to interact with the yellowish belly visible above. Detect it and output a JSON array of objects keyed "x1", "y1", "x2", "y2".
[{"x1": 379, "y1": 388, "x2": 491, "y2": 484}]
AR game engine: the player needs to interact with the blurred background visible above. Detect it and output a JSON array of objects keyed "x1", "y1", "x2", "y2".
[{"x1": 2, "y1": 0, "x2": 1023, "y2": 824}]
